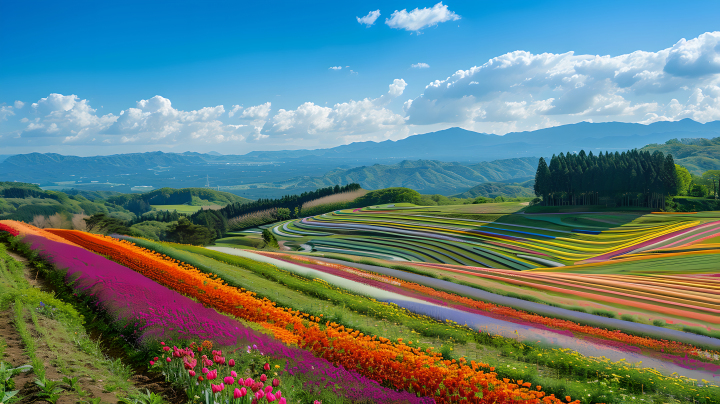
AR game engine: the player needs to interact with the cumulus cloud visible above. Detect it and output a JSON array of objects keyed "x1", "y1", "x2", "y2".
[
  {"x1": 14, "y1": 100, "x2": 24, "y2": 109},
  {"x1": 405, "y1": 31, "x2": 720, "y2": 132},
  {"x1": 241, "y1": 102, "x2": 271, "y2": 119},
  {"x1": 229, "y1": 105, "x2": 243, "y2": 117},
  {"x1": 11, "y1": 94, "x2": 249, "y2": 146},
  {"x1": 329, "y1": 66, "x2": 342, "y2": 70},
  {"x1": 0, "y1": 106, "x2": 15, "y2": 121},
  {"x1": 385, "y1": 2, "x2": 460, "y2": 33},
  {"x1": 357, "y1": 10, "x2": 380, "y2": 27},
  {"x1": 263, "y1": 79, "x2": 407, "y2": 140},
  {"x1": 412, "y1": 62, "x2": 430, "y2": 69}
]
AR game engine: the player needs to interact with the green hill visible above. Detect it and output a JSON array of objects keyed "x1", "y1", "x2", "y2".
[
  {"x1": 451, "y1": 179, "x2": 536, "y2": 199},
  {"x1": 228, "y1": 158, "x2": 539, "y2": 196},
  {"x1": 641, "y1": 137, "x2": 720, "y2": 175},
  {"x1": 0, "y1": 182, "x2": 131, "y2": 222},
  {"x1": 107, "y1": 187, "x2": 251, "y2": 207},
  {"x1": 0, "y1": 184, "x2": 253, "y2": 223}
]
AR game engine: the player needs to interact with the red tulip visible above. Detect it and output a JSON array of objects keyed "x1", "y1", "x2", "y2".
[
  {"x1": 263, "y1": 363, "x2": 270, "y2": 371},
  {"x1": 229, "y1": 358, "x2": 235, "y2": 367}
]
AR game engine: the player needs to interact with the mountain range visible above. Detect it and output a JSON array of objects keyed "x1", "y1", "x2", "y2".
[
  {"x1": 241, "y1": 118, "x2": 720, "y2": 162},
  {"x1": 2, "y1": 119, "x2": 720, "y2": 198},
  {"x1": 225, "y1": 158, "x2": 539, "y2": 195}
]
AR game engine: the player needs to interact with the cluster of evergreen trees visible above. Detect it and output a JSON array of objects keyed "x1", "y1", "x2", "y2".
[
  {"x1": 534, "y1": 149, "x2": 678, "y2": 208},
  {"x1": 213, "y1": 183, "x2": 362, "y2": 221}
]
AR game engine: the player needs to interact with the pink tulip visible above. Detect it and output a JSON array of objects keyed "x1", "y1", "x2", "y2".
[
  {"x1": 160, "y1": 342, "x2": 165, "y2": 345},
  {"x1": 224, "y1": 376, "x2": 235, "y2": 385},
  {"x1": 149, "y1": 361, "x2": 155, "y2": 366},
  {"x1": 229, "y1": 358, "x2": 235, "y2": 367},
  {"x1": 256, "y1": 390, "x2": 265, "y2": 399},
  {"x1": 260, "y1": 374, "x2": 267, "y2": 382},
  {"x1": 239, "y1": 387, "x2": 247, "y2": 397},
  {"x1": 276, "y1": 390, "x2": 281, "y2": 398},
  {"x1": 162, "y1": 346, "x2": 170, "y2": 352},
  {"x1": 202, "y1": 367, "x2": 209, "y2": 374},
  {"x1": 231, "y1": 370, "x2": 237, "y2": 378},
  {"x1": 313, "y1": 401, "x2": 321, "y2": 404},
  {"x1": 165, "y1": 357, "x2": 171, "y2": 363},
  {"x1": 207, "y1": 370, "x2": 218, "y2": 380},
  {"x1": 244, "y1": 378, "x2": 254, "y2": 387},
  {"x1": 263, "y1": 363, "x2": 270, "y2": 371},
  {"x1": 233, "y1": 388, "x2": 243, "y2": 398},
  {"x1": 279, "y1": 398, "x2": 286, "y2": 404},
  {"x1": 266, "y1": 393, "x2": 276, "y2": 402},
  {"x1": 272, "y1": 378, "x2": 280, "y2": 387},
  {"x1": 189, "y1": 370, "x2": 196, "y2": 377},
  {"x1": 265, "y1": 386, "x2": 273, "y2": 394}
]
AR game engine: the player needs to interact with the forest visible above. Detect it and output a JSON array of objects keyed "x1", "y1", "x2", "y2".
[{"x1": 534, "y1": 149, "x2": 678, "y2": 208}]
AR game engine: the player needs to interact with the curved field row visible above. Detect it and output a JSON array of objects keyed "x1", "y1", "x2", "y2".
[{"x1": 271, "y1": 205, "x2": 720, "y2": 271}]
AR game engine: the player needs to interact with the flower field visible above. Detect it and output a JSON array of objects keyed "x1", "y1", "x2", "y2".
[
  {"x1": 3, "y1": 210, "x2": 720, "y2": 403},
  {"x1": 43, "y1": 227, "x2": 571, "y2": 404},
  {"x1": 0, "y1": 222, "x2": 436, "y2": 403}
]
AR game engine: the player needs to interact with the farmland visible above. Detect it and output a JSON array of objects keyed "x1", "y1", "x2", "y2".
[
  {"x1": 2, "y1": 198, "x2": 720, "y2": 403},
  {"x1": 244, "y1": 203, "x2": 720, "y2": 338}
]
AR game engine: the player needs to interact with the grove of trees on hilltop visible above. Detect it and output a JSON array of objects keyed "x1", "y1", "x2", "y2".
[{"x1": 534, "y1": 149, "x2": 678, "y2": 209}]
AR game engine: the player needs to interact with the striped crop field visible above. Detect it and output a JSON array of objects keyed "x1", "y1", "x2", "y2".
[{"x1": 246, "y1": 203, "x2": 720, "y2": 337}]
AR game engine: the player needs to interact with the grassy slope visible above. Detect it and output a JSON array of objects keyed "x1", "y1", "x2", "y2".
[
  {"x1": 0, "y1": 243, "x2": 141, "y2": 402},
  {"x1": 641, "y1": 137, "x2": 720, "y2": 174}
]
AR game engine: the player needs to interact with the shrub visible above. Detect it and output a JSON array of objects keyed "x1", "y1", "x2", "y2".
[{"x1": 590, "y1": 309, "x2": 617, "y2": 319}]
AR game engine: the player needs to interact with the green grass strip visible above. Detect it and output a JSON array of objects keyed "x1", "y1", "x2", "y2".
[{"x1": 13, "y1": 298, "x2": 45, "y2": 379}]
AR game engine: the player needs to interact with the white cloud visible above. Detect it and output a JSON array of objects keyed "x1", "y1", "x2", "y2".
[
  {"x1": 329, "y1": 66, "x2": 342, "y2": 70},
  {"x1": 357, "y1": 10, "x2": 380, "y2": 27},
  {"x1": 385, "y1": 2, "x2": 460, "y2": 33},
  {"x1": 387, "y1": 78, "x2": 407, "y2": 98},
  {"x1": 0, "y1": 106, "x2": 14, "y2": 121},
  {"x1": 229, "y1": 105, "x2": 243, "y2": 117},
  {"x1": 405, "y1": 31, "x2": 720, "y2": 133},
  {"x1": 241, "y1": 102, "x2": 272, "y2": 119},
  {"x1": 264, "y1": 79, "x2": 406, "y2": 140},
  {"x1": 14, "y1": 94, "x2": 249, "y2": 146},
  {"x1": 412, "y1": 62, "x2": 430, "y2": 69},
  {"x1": 7, "y1": 32, "x2": 720, "y2": 151},
  {"x1": 14, "y1": 100, "x2": 24, "y2": 109}
]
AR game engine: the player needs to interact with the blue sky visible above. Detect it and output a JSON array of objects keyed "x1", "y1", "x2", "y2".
[{"x1": 2, "y1": 0, "x2": 720, "y2": 155}]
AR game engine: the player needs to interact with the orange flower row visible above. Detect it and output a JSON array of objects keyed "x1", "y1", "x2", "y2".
[
  {"x1": 45, "y1": 229, "x2": 578, "y2": 404},
  {"x1": 266, "y1": 252, "x2": 714, "y2": 358},
  {"x1": 0, "y1": 220, "x2": 79, "y2": 246}
]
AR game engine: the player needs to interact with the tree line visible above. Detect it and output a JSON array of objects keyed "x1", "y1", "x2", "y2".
[
  {"x1": 534, "y1": 149, "x2": 678, "y2": 208},
  {"x1": 212, "y1": 183, "x2": 362, "y2": 221}
]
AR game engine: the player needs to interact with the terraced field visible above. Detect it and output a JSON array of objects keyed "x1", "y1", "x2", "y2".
[
  {"x1": 233, "y1": 203, "x2": 720, "y2": 337},
  {"x1": 265, "y1": 203, "x2": 720, "y2": 269}
]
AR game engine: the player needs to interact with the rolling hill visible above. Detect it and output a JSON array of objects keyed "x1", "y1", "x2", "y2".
[
  {"x1": 225, "y1": 158, "x2": 539, "y2": 195},
  {"x1": 641, "y1": 137, "x2": 720, "y2": 174},
  {"x1": 3, "y1": 119, "x2": 720, "y2": 199},
  {"x1": 451, "y1": 179, "x2": 536, "y2": 199}
]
